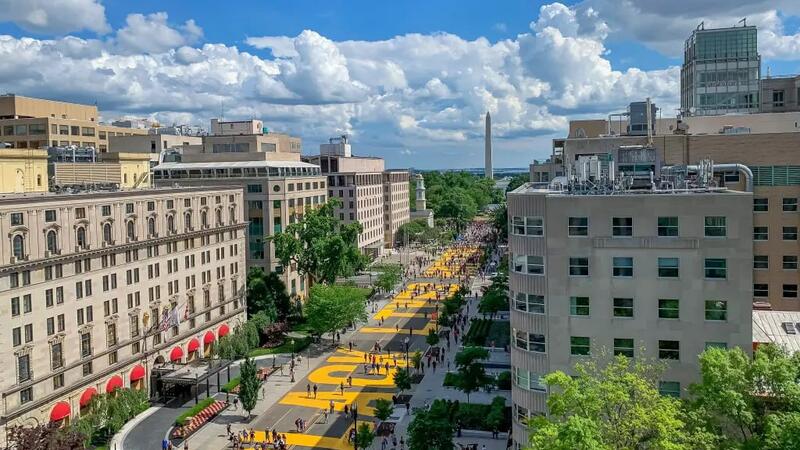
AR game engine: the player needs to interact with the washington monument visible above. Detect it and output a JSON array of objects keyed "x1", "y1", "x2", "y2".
[{"x1": 484, "y1": 111, "x2": 493, "y2": 180}]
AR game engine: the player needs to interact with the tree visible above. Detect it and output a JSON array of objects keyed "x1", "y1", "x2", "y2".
[
  {"x1": 491, "y1": 203, "x2": 508, "y2": 242},
  {"x1": 426, "y1": 328, "x2": 440, "y2": 347},
  {"x1": 375, "y1": 265, "x2": 402, "y2": 293},
  {"x1": 506, "y1": 173, "x2": 529, "y2": 193},
  {"x1": 394, "y1": 368, "x2": 412, "y2": 394},
  {"x1": 247, "y1": 268, "x2": 292, "y2": 321},
  {"x1": 270, "y1": 199, "x2": 367, "y2": 285},
  {"x1": 453, "y1": 346, "x2": 491, "y2": 402},
  {"x1": 238, "y1": 356, "x2": 260, "y2": 419},
  {"x1": 688, "y1": 345, "x2": 800, "y2": 448},
  {"x1": 408, "y1": 399, "x2": 455, "y2": 450},
  {"x1": 411, "y1": 351, "x2": 423, "y2": 374},
  {"x1": 374, "y1": 398, "x2": 395, "y2": 422},
  {"x1": 478, "y1": 283, "x2": 507, "y2": 319},
  {"x1": 6, "y1": 423, "x2": 86, "y2": 450},
  {"x1": 304, "y1": 284, "x2": 368, "y2": 339},
  {"x1": 527, "y1": 354, "x2": 715, "y2": 450},
  {"x1": 355, "y1": 422, "x2": 375, "y2": 449}
]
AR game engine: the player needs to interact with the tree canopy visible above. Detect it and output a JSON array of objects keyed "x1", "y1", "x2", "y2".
[
  {"x1": 506, "y1": 173, "x2": 530, "y2": 193},
  {"x1": 527, "y1": 354, "x2": 715, "y2": 450},
  {"x1": 238, "y1": 356, "x2": 260, "y2": 418},
  {"x1": 374, "y1": 264, "x2": 402, "y2": 293},
  {"x1": 304, "y1": 284, "x2": 369, "y2": 338},
  {"x1": 453, "y1": 346, "x2": 492, "y2": 402},
  {"x1": 246, "y1": 267, "x2": 292, "y2": 321},
  {"x1": 411, "y1": 171, "x2": 503, "y2": 226},
  {"x1": 270, "y1": 199, "x2": 367, "y2": 285},
  {"x1": 408, "y1": 399, "x2": 455, "y2": 450},
  {"x1": 479, "y1": 272, "x2": 509, "y2": 319}
]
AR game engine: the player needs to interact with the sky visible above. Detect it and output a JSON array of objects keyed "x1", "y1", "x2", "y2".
[{"x1": 1, "y1": 1, "x2": 800, "y2": 169}]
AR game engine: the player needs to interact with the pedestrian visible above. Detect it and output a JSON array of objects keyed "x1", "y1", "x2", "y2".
[
  {"x1": 313, "y1": 384, "x2": 318, "y2": 398},
  {"x1": 162, "y1": 438, "x2": 169, "y2": 450},
  {"x1": 405, "y1": 401, "x2": 410, "y2": 413},
  {"x1": 349, "y1": 341, "x2": 353, "y2": 351},
  {"x1": 226, "y1": 423, "x2": 231, "y2": 438},
  {"x1": 347, "y1": 376, "x2": 352, "y2": 387},
  {"x1": 432, "y1": 360, "x2": 437, "y2": 372},
  {"x1": 307, "y1": 383, "x2": 311, "y2": 398},
  {"x1": 340, "y1": 382, "x2": 345, "y2": 395},
  {"x1": 385, "y1": 361, "x2": 390, "y2": 373},
  {"x1": 400, "y1": 436, "x2": 405, "y2": 449},
  {"x1": 233, "y1": 396, "x2": 238, "y2": 410},
  {"x1": 261, "y1": 386, "x2": 266, "y2": 400},
  {"x1": 329, "y1": 400, "x2": 335, "y2": 414},
  {"x1": 323, "y1": 409, "x2": 328, "y2": 423},
  {"x1": 344, "y1": 404, "x2": 349, "y2": 416}
]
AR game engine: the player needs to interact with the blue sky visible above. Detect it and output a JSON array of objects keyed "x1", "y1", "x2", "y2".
[{"x1": 0, "y1": 0, "x2": 799, "y2": 168}]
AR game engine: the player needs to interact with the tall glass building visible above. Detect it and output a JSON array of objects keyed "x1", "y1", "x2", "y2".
[{"x1": 680, "y1": 25, "x2": 760, "y2": 116}]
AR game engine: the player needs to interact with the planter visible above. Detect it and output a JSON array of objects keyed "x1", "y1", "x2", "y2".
[{"x1": 171, "y1": 400, "x2": 227, "y2": 440}]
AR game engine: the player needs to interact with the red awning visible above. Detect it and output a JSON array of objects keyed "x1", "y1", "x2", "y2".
[
  {"x1": 170, "y1": 346, "x2": 184, "y2": 362},
  {"x1": 218, "y1": 324, "x2": 230, "y2": 338},
  {"x1": 79, "y1": 388, "x2": 97, "y2": 407},
  {"x1": 187, "y1": 338, "x2": 200, "y2": 353},
  {"x1": 106, "y1": 375, "x2": 124, "y2": 393},
  {"x1": 203, "y1": 331, "x2": 216, "y2": 345},
  {"x1": 50, "y1": 401, "x2": 71, "y2": 422},
  {"x1": 130, "y1": 364, "x2": 146, "y2": 382}
]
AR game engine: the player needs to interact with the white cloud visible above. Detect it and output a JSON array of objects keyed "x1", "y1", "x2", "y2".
[
  {"x1": 115, "y1": 12, "x2": 203, "y2": 54},
  {"x1": 0, "y1": 0, "x2": 109, "y2": 34}
]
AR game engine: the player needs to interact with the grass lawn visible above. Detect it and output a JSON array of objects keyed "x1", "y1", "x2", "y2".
[{"x1": 249, "y1": 336, "x2": 312, "y2": 357}]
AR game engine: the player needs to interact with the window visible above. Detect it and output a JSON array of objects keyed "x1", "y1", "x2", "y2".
[
  {"x1": 570, "y1": 336, "x2": 590, "y2": 356},
  {"x1": 785, "y1": 284, "x2": 798, "y2": 298},
  {"x1": 569, "y1": 257, "x2": 589, "y2": 276},
  {"x1": 783, "y1": 226, "x2": 798, "y2": 241},
  {"x1": 704, "y1": 300, "x2": 728, "y2": 321},
  {"x1": 659, "y1": 381, "x2": 681, "y2": 398},
  {"x1": 24, "y1": 324, "x2": 32, "y2": 342},
  {"x1": 704, "y1": 258, "x2": 727, "y2": 279},
  {"x1": 658, "y1": 299, "x2": 679, "y2": 319},
  {"x1": 569, "y1": 296, "x2": 589, "y2": 316},
  {"x1": 773, "y1": 90, "x2": 785, "y2": 107},
  {"x1": 705, "y1": 342, "x2": 727, "y2": 350},
  {"x1": 657, "y1": 216, "x2": 678, "y2": 237},
  {"x1": 658, "y1": 257, "x2": 679, "y2": 277},
  {"x1": 784, "y1": 198, "x2": 798, "y2": 212},
  {"x1": 526, "y1": 255, "x2": 544, "y2": 275},
  {"x1": 514, "y1": 330, "x2": 545, "y2": 353},
  {"x1": 524, "y1": 217, "x2": 543, "y2": 236},
  {"x1": 658, "y1": 340, "x2": 680, "y2": 360},
  {"x1": 514, "y1": 368, "x2": 546, "y2": 392},
  {"x1": 12, "y1": 327, "x2": 21, "y2": 346},
  {"x1": 612, "y1": 257, "x2": 633, "y2": 277},
  {"x1": 612, "y1": 217, "x2": 632, "y2": 237},
  {"x1": 247, "y1": 184, "x2": 262, "y2": 193},
  {"x1": 80, "y1": 332, "x2": 92, "y2": 358},
  {"x1": 568, "y1": 217, "x2": 588, "y2": 236},
  {"x1": 753, "y1": 226, "x2": 769, "y2": 241},
  {"x1": 17, "y1": 354, "x2": 31, "y2": 383},
  {"x1": 704, "y1": 216, "x2": 726, "y2": 237},
  {"x1": 76, "y1": 226, "x2": 87, "y2": 249},
  {"x1": 11, "y1": 235, "x2": 24, "y2": 259},
  {"x1": 613, "y1": 298, "x2": 634, "y2": 318},
  {"x1": 614, "y1": 338, "x2": 634, "y2": 357},
  {"x1": 10, "y1": 212, "x2": 23, "y2": 226},
  {"x1": 754, "y1": 255, "x2": 769, "y2": 270},
  {"x1": 46, "y1": 230, "x2": 58, "y2": 253},
  {"x1": 511, "y1": 217, "x2": 524, "y2": 235},
  {"x1": 784, "y1": 256, "x2": 798, "y2": 270},
  {"x1": 514, "y1": 292, "x2": 545, "y2": 314},
  {"x1": 51, "y1": 342, "x2": 63, "y2": 370},
  {"x1": 754, "y1": 283, "x2": 769, "y2": 297},
  {"x1": 753, "y1": 198, "x2": 768, "y2": 212}
]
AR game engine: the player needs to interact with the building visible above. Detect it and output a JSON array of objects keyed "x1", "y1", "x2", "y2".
[
  {"x1": 761, "y1": 75, "x2": 800, "y2": 113},
  {"x1": 507, "y1": 173, "x2": 753, "y2": 447},
  {"x1": 48, "y1": 148, "x2": 151, "y2": 189},
  {"x1": 680, "y1": 24, "x2": 760, "y2": 116},
  {"x1": 529, "y1": 158, "x2": 563, "y2": 184},
  {"x1": 0, "y1": 186, "x2": 246, "y2": 438},
  {"x1": 410, "y1": 173, "x2": 434, "y2": 227},
  {"x1": 0, "y1": 149, "x2": 49, "y2": 193},
  {"x1": 107, "y1": 134, "x2": 202, "y2": 165},
  {"x1": 307, "y1": 136, "x2": 411, "y2": 252},
  {"x1": 153, "y1": 161, "x2": 325, "y2": 300},
  {"x1": 0, "y1": 95, "x2": 148, "y2": 152},
  {"x1": 753, "y1": 310, "x2": 800, "y2": 353},
  {"x1": 383, "y1": 170, "x2": 411, "y2": 247}
]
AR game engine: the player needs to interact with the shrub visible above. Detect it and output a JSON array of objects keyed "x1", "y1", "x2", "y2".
[
  {"x1": 221, "y1": 377, "x2": 241, "y2": 393},
  {"x1": 496, "y1": 371, "x2": 511, "y2": 390}
]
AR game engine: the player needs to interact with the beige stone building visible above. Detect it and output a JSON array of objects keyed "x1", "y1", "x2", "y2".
[
  {"x1": 107, "y1": 134, "x2": 202, "y2": 165},
  {"x1": 0, "y1": 95, "x2": 148, "y2": 152},
  {"x1": 153, "y1": 161, "x2": 325, "y2": 300},
  {"x1": 0, "y1": 149, "x2": 49, "y2": 193},
  {"x1": 383, "y1": 170, "x2": 411, "y2": 247},
  {"x1": 507, "y1": 184, "x2": 753, "y2": 447},
  {"x1": 0, "y1": 186, "x2": 246, "y2": 437}
]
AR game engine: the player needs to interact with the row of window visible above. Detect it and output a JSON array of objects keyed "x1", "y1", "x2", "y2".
[
  {"x1": 512, "y1": 292, "x2": 728, "y2": 321},
  {"x1": 512, "y1": 254, "x2": 730, "y2": 279},
  {"x1": 754, "y1": 255, "x2": 799, "y2": 270},
  {"x1": 754, "y1": 284, "x2": 798, "y2": 298},
  {"x1": 752, "y1": 197, "x2": 798, "y2": 212},
  {"x1": 511, "y1": 215, "x2": 732, "y2": 238},
  {"x1": 752, "y1": 226, "x2": 798, "y2": 241}
]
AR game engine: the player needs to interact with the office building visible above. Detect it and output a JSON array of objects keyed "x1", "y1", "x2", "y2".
[
  {"x1": 681, "y1": 24, "x2": 760, "y2": 116},
  {"x1": 507, "y1": 169, "x2": 752, "y2": 447},
  {"x1": 0, "y1": 95, "x2": 148, "y2": 152},
  {"x1": 546, "y1": 112, "x2": 800, "y2": 311},
  {"x1": 307, "y1": 136, "x2": 411, "y2": 252},
  {"x1": 0, "y1": 186, "x2": 246, "y2": 437},
  {"x1": 108, "y1": 134, "x2": 202, "y2": 166},
  {"x1": 761, "y1": 75, "x2": 800, "y2": 113}
]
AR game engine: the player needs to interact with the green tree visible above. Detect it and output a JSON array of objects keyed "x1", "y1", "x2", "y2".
[
  {"x1": 355, "y1": 422, "x2": 375, "y2": 449},
  {"x1": 7, "y1": 423, "x2": 86, "y2": 450},
  {"x1": 491, "y1": 203, "x2": 508, "y2": 242},
  {"x1": 688, "y1": 345, "x2": 800, "y2": 447},
  {"x1": 426, "y1": 328, "x2": 440, "y2": 347},
  {"x1": 238, "y1": 356, "x2": 260, "y2": 419},
  {"x1": 270, "y1": 199, "x2": 367, "y2": 285},
  {"x1": 527, "y1": 354, "x2": 715, "y2": 450},
  {"x1": 374, "y1": 398, "x2": 395, "y2": 422},
  {"x1": 393, "y1": 368, "x2": 412, "y2": 394},
  {"x1": 762, "y1": 411, "x2": 800, "y2": 450},
  {"x1": 408, "y1": 399, "x2": 455, "y2": 450},
  {"x1": 453, "y1": 346, "x2": 491, "y2": 402},
  {"x1": 247, "y1": 268, "x2": 292, "y2": 321},
  {"x1": 506, "y1": 173, "x2": 530, "y2": 193},
  {"x1": 305, "y1": 284, "x2": 368, "y2": 339},
  {"x1": 478, "y1": 284, "x2": 507, "y2": 319},
  {"x1": 411, "y1": 351, "x2": 423, "y2": 374},
  {"x1": 375, "y1": 264, "x2": 402, "y2": 293}
]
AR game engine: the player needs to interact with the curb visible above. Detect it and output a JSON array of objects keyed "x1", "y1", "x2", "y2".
[{"x1": 108, "y1": 405, "x2": 160, "y2": 450}]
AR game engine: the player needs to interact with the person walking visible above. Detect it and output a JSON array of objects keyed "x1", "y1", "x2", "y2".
[
  {"x1": 329, "y1": 400, "x2": 335, "y2": 414},
  {"x1": 307, "y1": 383, "x2": 311, "y2": 398},
  {"x1": 313, "y1": 384, "x2": 318, "y2": 398},
  {"x1": 340, "y1": 382, "x2": 345, "y2": 395}
]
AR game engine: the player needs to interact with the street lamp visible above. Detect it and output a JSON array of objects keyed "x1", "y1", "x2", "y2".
[
  {"x1": 404, "y1": 336, "x2": 410, "y2": 370},
  {"x1": 290, "y1": 338, "x2": 296, "y2": 382}
]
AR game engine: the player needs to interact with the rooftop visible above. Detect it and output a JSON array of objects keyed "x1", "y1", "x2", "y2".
[
  {"x1": 156, "y1": 160, "x2": 318, "y2": 170},
  {"x1": 753, "y1": 310, "x2": 800, "y2": 354},
  {"x1": 511, "y1": 182, "x2": 743, "y2": 197},
  {"x1": 0, "y1": 185, "x2": 240, "y2": 206}
]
